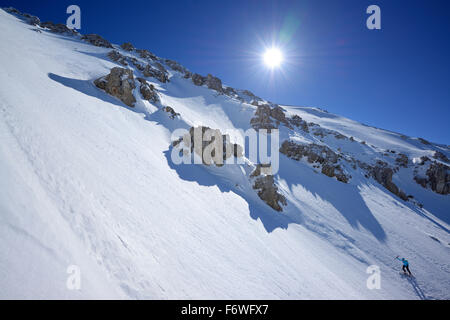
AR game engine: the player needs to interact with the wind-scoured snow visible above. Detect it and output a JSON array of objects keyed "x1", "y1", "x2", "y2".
[{"x1": 0, "y1": 9, "x2": 448, "y2": 299}]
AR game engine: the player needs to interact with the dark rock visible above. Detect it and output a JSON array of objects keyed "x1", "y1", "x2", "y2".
[
  {"x1": 224, "y1": 86, "x2": 237, "y2": 97},
  {"x1": 175, "y1": 126, "x2": 243, "y2": 166},
  {"x1": 163, "y1": 106, "x2": 180, "y2": 119},
  {"x1": 205, "y1": 74, "x2": 223, "y2": 92},
  {"x1": 433, "y1": 151, "x2": 449, "y2": 163},
  {"x1": 165, "y1": 59, "x2": 189, "y2": 75},
  {"x1": 426, "y1": 162, "x2": 450, "y2": 195},
  {"x1": 120, "y1": 42, "x2": 134, "y2": 51},
  {"x1": 289, "y1": 115, "x2": 309, "y2": 132},
  {"x1": 137, "y1": 78, "x2": 159, "y2": 103},
  {"x1": 4, "y1": 7, "x2": 41, "y2": 26},
  {"x1": 94, "y1": 67, "x2": 136, "y2": 107},
  {"x1": 252, "y1": 175, "x2": 287, "y2": 212},
  {"x1": 136, "y1": 49, "x2": 157, "y2": 61},
  {"x1": 395, "y1": 154, "x2": 409, "y2": 168},
  {"x1": 191, "y1": 73, "x2": 206, "y2": 86},
  {"x1": 107, "y1": 50, "x2": 128, "y2": 66},
  {"x1": 40, "y1": 21, "x2": 77, "y2": 35},
  {"x1": 280, "y1": 140, "x2": 350, "y2": 183},
  {"x1": 143, "y1": 64, "x2": 168, "y2": 83},
  {"x1": 370, "y1": 162, "x2": 408, "y2": 200},
  {"x1": 81, "y1": 34, "x2": 113, "y2": 48}
]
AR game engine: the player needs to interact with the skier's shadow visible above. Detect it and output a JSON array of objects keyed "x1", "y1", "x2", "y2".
[{"x1": 400, "y1": 274, "x2": 427, "y2": 300}]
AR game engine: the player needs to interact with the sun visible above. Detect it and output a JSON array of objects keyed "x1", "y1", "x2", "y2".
[{"x1": 263, "y1": 47, "x2": 283, "y2": 68}]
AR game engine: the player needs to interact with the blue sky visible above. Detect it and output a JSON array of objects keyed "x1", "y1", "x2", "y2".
[{"x1": 4, "y1": 0, "x2": 450, "y2": 144}]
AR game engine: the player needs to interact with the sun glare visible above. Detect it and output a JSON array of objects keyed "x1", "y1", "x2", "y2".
[{"x1": 263, "y1": 47, "x2": 283, "y2": 68}]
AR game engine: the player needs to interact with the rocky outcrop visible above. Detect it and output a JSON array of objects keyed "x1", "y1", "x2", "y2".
[
  {"x1": 289, "y1": 115, "x2": 309, "y2": 133},
  {"x1": 82, "y1": 34, "x2": 113, "y2": 48},
  {"x1": 224, "y1": 86, "x2": 237, "y2": 97},
  {"x1": 94, "y1": 67, "x2": 136, "y2": 107},
  {"x1": 154, "y1": 62, "x2": 167, "y2": 73},
  {"x1": 280, "y1": 141, "x2": 338, "y2": 164},
  {"x1": 205, "y1": 74, "x2": 223, "y2": 92},
  {"x1": 174, "y1": 126, "x2": 243, "y2": 166},
  {"x1": 107, "y1": 50, "x2": 128, "y2": 66},
  {"x1": 129, "y1": 58, "x2": 144, "y2": 71},
  {"x1": 250, "y1": 105, "x2": 276, "y2": 131},
  {"x1": 191, "y1": 73, "x2": 206, "y2": 86},
  {"x1": 137, "y1": 78, "x2": 159, "y2": 103},
  {"x1": 240, "y1": 90, "x2": 262, "y2": 103},
  {"x1": 270, "y1": 105, "x2": 289, "y2": 127},
  {"x1": 395, "y1": 153, "x2": 409, "y2": 168},
  {"x1": 5, "y1": 7, "x2": 41, "y2": 26},
  {"x1": 280, "y1": 140, "x2": 350, "y2": 183},
  {"x1": 251, "y1": 166, "x2": 287, "y2": 212},
  {"x1": 433, "y1": 151, "x2": 449, "y2": 163},
  {"x1": 120, "y1": 42, "x2": 134, "y2": 51},
  {"x1": 162, "y1": 106, "x2": 180, "y2": 119},
  {"x1": 250, "y1": 104, "x2": 289, "y2": 131},
  {"x1": 136, "y1": 49, "x2": 157, "y2": 61},
  {"x1": 183, "y1": 71, "x2": 192, "y2": 79},
  {"x1": 143, "y1": 64, "x2": 168, "y2": 83},
  {"x1": 40, "y1": 21, "x2": 77, "y2": 35},
  {"x1": 426, "y1": 162, "x2": 450, "y2": 195},
  {"x1": 414, "y1": 158, "x2": 449, "y2": 195},
  {"x1": 370, "y1": 161, "x2": 408, "y2": 201},
  {"x1": 165, "y1": 59, "x2": 188, "y2": 75}
]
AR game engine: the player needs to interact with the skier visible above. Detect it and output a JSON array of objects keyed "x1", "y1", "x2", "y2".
[{"x1": 396, "y1": 256, "x2": 412, "y2": 276}]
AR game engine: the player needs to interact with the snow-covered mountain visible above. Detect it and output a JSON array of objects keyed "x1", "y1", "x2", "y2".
[{"x1": 0, "y1": 8, "x2": 449, "y2": 299}]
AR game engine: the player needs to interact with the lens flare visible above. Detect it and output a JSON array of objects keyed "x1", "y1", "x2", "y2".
[{"x1": 263, "y1": 48, "x2": 283, "y2": 68}]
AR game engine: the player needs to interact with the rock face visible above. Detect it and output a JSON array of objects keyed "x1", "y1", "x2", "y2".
[
  {"x1": 270, "y1": 105, "x2": 289, "y2": 127},
  {"x1": 205, "y1": 74, "x2": 223, "y2": 92},
  {"x1": 174, "y1": 126, "x2": 243, "y2": 166},
  {"x1": 426, "y1": 162, "x2": 450, "y2": 195},
  {"x1": 143, "y1": 64, "x2": 168, "y2": 83},
  {"x1": 136, "y1": 78, "x2": 159, "y2": 103},
  {"x1": 5, "y1": 7, "x2": 41, "y2": 26},
  {"x1": 370, "y1": 161, "x2": 408, "y2": 201},
  {"x1": 224, "y1": 86, "x2": 237, "y2": 97},
  {"x1": 433, "y1": 151, "x2": 449, "y2": 163},
  {"x1": 289, "y1": 115, "x2": 309, "y2": 132},
  {"x1": 94, "y1": 67, "x2": 136, "y2": 107},
  {"x1": 280, "y1": 140, "x2": 350, "y2": 183},
  {"x1": 250, "y1": 104, "x2": 290, "y2": 132},
  {"x1": 162, "y1": 106, "x2": 180, "y2": 119},
  {"x1": 280, "y1": 141, "x2": 338, "y2": 163},
  {"x1": 251, "y1": 166, "x2": 287, "y2": 212},
  {"x1": 81, "y1": 34, "x2": 113, "y2": 48},
  {"x1": 136, "y1": 49, "x2": 157, "y2": 61},
  {"x1": 250, "y1": 105, "x2": 275, "y2": 131},
  {"x1": 165, "y1": 59, "x2": 189, "y2": 75},
  {"x1": 395, "y1": 154, "x2": 409, "y2": 168},
  {"x1": 191, "y1": 73, "x2": 206, "y2": 86},
  {"x1": 107, "y1": 50, "x2": 128, "y2": 66},
  {"x1": 120, "y1": 42, "x2": 134, "y2": 51},
  {"x1": 40, "y1": 21, "x2": 77, "y2": 35}
]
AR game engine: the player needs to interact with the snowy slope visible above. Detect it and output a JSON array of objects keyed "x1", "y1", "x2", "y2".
[{"x1": 0, "y1": 9, "x2": 449, "y2": 300}]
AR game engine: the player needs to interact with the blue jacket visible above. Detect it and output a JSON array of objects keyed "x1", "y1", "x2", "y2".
[{"x1": 397, "y1": 257, "x2": 409, "y2": 266}]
